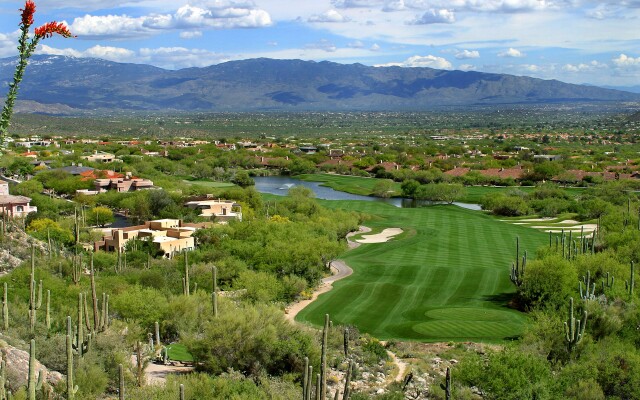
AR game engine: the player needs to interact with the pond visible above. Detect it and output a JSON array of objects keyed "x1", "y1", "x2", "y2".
[{"x1": 253, "y1": 176, "x2": 482, "y2": 210}]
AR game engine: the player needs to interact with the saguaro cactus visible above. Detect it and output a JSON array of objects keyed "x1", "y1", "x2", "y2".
[
  {"x1": 182, "y1": 252, "x2": 190, "y2": 296},
  {"x1": 29, "y1": 245, "x2": 43, "y2": 335},
  {"x1": 342, "y1": 361, "x2": 354, "y2": 400},
  {"x1": 212, "y1": 265, "x2": 218, "y2": 317},
  {"x1": 179, "y1": 384, "x2": 185, "y2": 400},
  {"x1": 445, "y1": 367, "x2": 451, "y2": 400},
  {"x1": 602, "y1": 272, "x2": 614, "y2": 293},
  {"x1": 27, "y1": 339, "x2": 43, "y2": 400},
  {"x1": 343, "y1": 327, "x2": 349, "y2": 358},
  {"x1": 155, "y1": 321, "x2": 161, "y2": 349},
  {"x1": 625, "y1": 261, "x2": 635, "y2": 298},
  {"x1": 0, "y1": 357, "x2": 7, "y2": 400},
  {"x1": 2, "y1": 282, "x2": 8, "y2": 331},
  {"x1": 579, "y1": 270, "x2": 596, "y2": 300},
  {"x1": 66, "y1": 317, "x2": 78, "y2": 400},
  {"x1": 510, "y1": 250, "x2": 526, "y2": 287},
  {"x1": 118, "y1": 364, "x2": 125, "y2": 400},
  {"x1": 564, "y1": 297, "x2": 587, "y2": 350},
  {"x1": 320, "y1": 314, "x2": 329, "y2": 399}
]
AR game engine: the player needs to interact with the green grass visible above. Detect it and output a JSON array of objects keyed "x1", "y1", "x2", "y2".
[
  {"x1": 298, "y1": 174, "x2": 401, "y2": 196},
  {"x1": 296, "y1": 201, "x2": 548, "y2": 342},
  {"x1": 181, "y1": 179, "x2": 236, "y2": 188},
  {"x1": 296, "y1": 173, "x2": 585, "y2": 203},
  {"x1": 166, "y1": 343, "x2": 194, "y2": 362}
]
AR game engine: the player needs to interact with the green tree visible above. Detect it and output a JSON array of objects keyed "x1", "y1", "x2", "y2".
[
  {"x1": 231, "y1": 170, "x2": 255, "y2": 187},
  {"x1": 372, "y1": 180, "x2": 395, "y2": 198},
  {"x1": 86, "y1": 206, "x2": 115, "y2": 227}
]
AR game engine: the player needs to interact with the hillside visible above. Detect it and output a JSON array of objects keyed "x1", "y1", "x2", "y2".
[{"x1": 1, "y1": 55, "x2": 639, "y2": 113}]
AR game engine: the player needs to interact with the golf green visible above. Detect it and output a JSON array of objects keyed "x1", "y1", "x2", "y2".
[{"x1": 296, "y1": 201, "x2": 548, "y2": 342}]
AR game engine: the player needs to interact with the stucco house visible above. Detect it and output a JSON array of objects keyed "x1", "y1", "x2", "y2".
[
  {"x1": 184, "y1": 198, "x2": 242, "y2": 222},
  {"x1": 0, "y1": 182, "x2": 37, "y2": 217},
  {"x1": 95, "y1": 219, "x2": 211, "y2": 258}
]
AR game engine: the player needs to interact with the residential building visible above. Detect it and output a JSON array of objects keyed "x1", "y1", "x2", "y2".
[
  {"x1": 0, "y1": 182, "x2": 37, "y2": 217},
  {"x1": 95, "y1": 219, "x2": 211, "y2": 258},
  {"x1": 184, "y1": 197, "x2": 242, "y2": 222},
  {"x1": 93, "y1": 172, "x2": 154, "y2": 193},
  {"x1": 82, "y1": 151, "x2": 118, "y2": 163}
]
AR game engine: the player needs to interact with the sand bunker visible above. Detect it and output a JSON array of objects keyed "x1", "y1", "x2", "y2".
[{"x1": 356, "y1": 228, "x2": 403, "y2": 243}]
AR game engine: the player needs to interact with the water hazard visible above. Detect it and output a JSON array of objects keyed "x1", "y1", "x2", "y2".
[{"x1": 253, "y1": 176, "x2": 481, "y2": 210}]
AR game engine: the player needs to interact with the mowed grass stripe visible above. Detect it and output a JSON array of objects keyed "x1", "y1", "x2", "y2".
[{"x1": 297, "y1": 202, "x2": 546, "y2": 341}]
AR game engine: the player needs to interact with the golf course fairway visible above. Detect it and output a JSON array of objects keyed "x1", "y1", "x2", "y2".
[{"x1": 296, "y1": 200, "x2": 548, "y2": 342}]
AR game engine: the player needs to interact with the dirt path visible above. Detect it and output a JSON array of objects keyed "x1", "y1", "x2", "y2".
[
  {"x1": 387, "y1": 349, "x2": 409, "y2": 382},
  {"x1": 285, "y1": 259, "x2": 353, "y2": 321},
  {"x1": 131, "y1": 354, "x2": 195, "y2": 386}
]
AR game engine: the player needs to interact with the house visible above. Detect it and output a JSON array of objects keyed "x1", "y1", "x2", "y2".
[
  {"x1": 533, "y1": 154, "x2": 562, "y2": 162},
  {"x1": 94, "y1": 219, "x2": 211, "y2": 258},
  {"x1": 82, "y1": 151, "x2": 118, "y2": 163},
  {"x1": 184, "y1": 198, "x2": 242, "y2": 222},
  {"x1": 0, "y1": 182, "x2": 37, "y2": 217},
  {"x1": 93, "y1": 172, "x2": 154, "y2": 193}
]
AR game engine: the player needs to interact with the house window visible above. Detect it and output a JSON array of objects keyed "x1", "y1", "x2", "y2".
[{"x1": 16, "y1": 206, "x2": 24, "y2": 212}]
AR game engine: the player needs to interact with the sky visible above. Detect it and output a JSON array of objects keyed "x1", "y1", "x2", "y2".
[{"x1": 1, "y1": 0, "x2": 640, "y2": 87}]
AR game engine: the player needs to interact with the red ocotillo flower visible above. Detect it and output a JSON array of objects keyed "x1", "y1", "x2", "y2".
[
  {"x1": 35, "y1": 21, "x2": 73, "y2": 39},
  {"x1": 20, "y1": 0, "x2": 36, "y2": 27}
]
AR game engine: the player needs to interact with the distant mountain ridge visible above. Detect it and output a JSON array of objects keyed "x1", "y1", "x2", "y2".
[{"x1": 1, "y1": 55, "x2": 639, "y2": 113}]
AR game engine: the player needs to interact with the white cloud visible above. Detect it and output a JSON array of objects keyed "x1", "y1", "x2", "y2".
[
  {"x1": 304, "y1": 39, "x2": 338, "y2": 52},
  {"x1": 458, "y1": 64, "x2": 476, "y2": 71},
  {"x1": 180, "y1": 31, "x2": 203, "y2": 39},
  {"x1": 39, "y1": 44, "x2": 229, "y2": 69},
  {"x1": 308, "y1": 9, "x2": 350, "y2": 23},
  {"x1": 413, "y1": 0, "x2": 553, "y2": 13},
  {"x1": 68, "y1": 2, "x2": 271, "y2": 39},
  {"x1": 455, "y1": 49, "x2": 480, "y2": 59},
  {"x1": 370, "y1": 43, "x2": 381, "y2": 51},
  {"x1": 266, "y1": 41, "x2": 278, "y2": 46},
  {"x1": 348, "y1": 40, "x2": 365, "y2": 48},
  {"x1": 562, "y1": 60, "x2": 608, "y2": 72},
  {"x1": 612, "y1": 53, "x2": 640, "y2": 67},
  {"x1": 383, "y1": 0, "x2": 406, "y2": 11},
  {"x1": 498, "y1": 47, "x2": 525, "y2": 57},
  {"x1": 0, "y1": 32, "x2": 19, "y2": 58},
  {"x1": 377, "y1": 54, "x2": 453, "y2": 69},
  {"x1": 410, "y1": 9, "x2": 455, "y2": 24},
  {"x1": 332, "y1": 0, "x2": 382, "y2": 8}
]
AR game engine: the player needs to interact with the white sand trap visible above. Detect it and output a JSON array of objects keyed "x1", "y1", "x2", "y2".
[
  {"x1": 513, "y1": 217, "x2": 555, "y2": 222},
  {"x1": 356, "y1": 228, "x2": 403, "y2": 243},
  {"x1": 556, "y1": 220, "x2": 581, "y2": 224}
]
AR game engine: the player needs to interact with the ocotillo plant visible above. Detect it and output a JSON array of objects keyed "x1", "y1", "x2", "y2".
[
  {"x1": 66, "y1": 317, "x2": 78, "y2": 400},
  {"x1": 320, "y1": 314, "x2": 329, "y2": 399},
  {"x1": 564, "y1": 297, "x2": 587, "y2": 351},
  {"x1": 625, "y1": 261, "x2": 635, "y2": 298}
]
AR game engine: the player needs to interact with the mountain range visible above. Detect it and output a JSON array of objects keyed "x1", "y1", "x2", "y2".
[{"x1": 1, "y1": 55, "x2": 639, "y2": 113}]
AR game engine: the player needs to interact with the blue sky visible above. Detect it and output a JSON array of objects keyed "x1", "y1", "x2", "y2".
[{"x1": 1, "y1": 0, "x2": 640, "y2": 87}]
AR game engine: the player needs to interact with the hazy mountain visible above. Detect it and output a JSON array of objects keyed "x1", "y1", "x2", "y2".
[{"x1": 2, "y1": 55, "x2": 639, "y2": 113}]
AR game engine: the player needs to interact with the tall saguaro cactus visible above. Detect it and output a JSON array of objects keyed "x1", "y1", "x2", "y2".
[
  {"x1": 320, "y1": 314, "x2": 329, "y2": 399},
  {"x1": 29, "y1": 245, "x2": 43, "y2": 335},
  {"x1": 564, "y1": 297, "x2": 587, "y2": 350},
  {"x1": 625, "y1": 261, "x2": 635, "y2": 298},
  {"x1": 182, "y1": 252, "x2": 190, "y2": 296},
  {"x1": 212, "y1": 265, "x2": 218, "y2": 317},
  {"x1": 2, "y1": 282, "x2": 8, "y2": 331},
  {"x1": 66, "y1": 317, "x2": 78, "y2": 399},
  {"x1": 27, "y1": 339, "x2": 43, "y2": 400}
]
